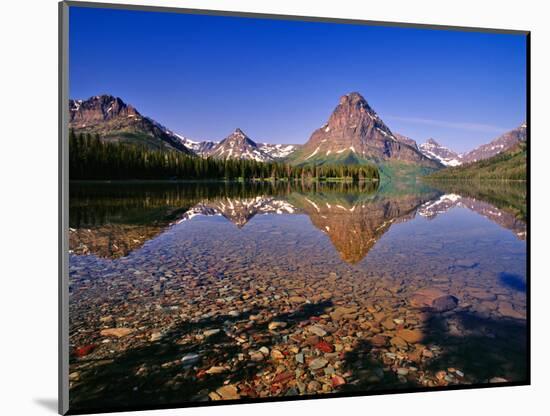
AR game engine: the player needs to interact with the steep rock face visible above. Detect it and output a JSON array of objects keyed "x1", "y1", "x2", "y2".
[
  {"x1": 394, "y1": 133, "x2": 419, "y2": 150},
  {"x1": 461, "y1": 123, "x2": 527, "y2": 163},
  {"x1": 207, "y1": 128, "x2": 274, "y2": 162},
  {"x1": 419, "y1": 139, "x2": 462, "y2": 167},
  {"x1": 293, "y1": 92, "x2": 441, "y2": 168},
  {"x1": 69, "y1": 95, "x2": 193, "y2": 154}
]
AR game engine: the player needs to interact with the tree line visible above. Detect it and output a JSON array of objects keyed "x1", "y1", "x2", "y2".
[{"x1": 69, "y1": 130, "x2": 380, "y2": 181}]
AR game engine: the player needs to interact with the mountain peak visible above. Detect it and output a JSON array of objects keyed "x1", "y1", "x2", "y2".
[
  {"x1": 68, "y1": 94, "x2": 192, "y2": 154},
  {"x1": 336, "y1": 92, "x2": 375, "y2": 116},
  {"x1": 69, "y1": 94, "x2": 139, "y2": 123},
  {"x1": 425, "y1": 138, "x2": 440, "y2": 146},
  {"x1": 340, "y1": 91, "x2": 366, "y2": 104},
  {"x1": 291, "y1": 92, "x2": 440, "y2": 168},
  {"x1": 207, "y1": 129, "x2": 274, "y2": 162},
  {"x1": 225, "y1": 128, "x2": 252, "y2": 144}
]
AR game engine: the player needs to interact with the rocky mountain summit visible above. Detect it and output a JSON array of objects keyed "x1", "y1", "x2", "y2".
[
  {"x1": 206, "y1": 128, "x2": 274, "y2": 162},
  {"x1": 419, "y1": 139, "x2": 463, "y2": 167},
  {"x1": 291, "y1": 92, "x2": 441, "y2": 168},
  {"x1": 69, "y1": 95, "x2": 193, "y2": 154}
]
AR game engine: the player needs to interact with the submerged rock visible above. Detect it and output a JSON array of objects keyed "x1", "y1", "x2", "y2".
[
  {"x1": 99, "y1": 328, "x2": 134, "y2": 338},
  {"x1": 181, "y1": 353, "x2": 200, "y2": 366},
  {"x1": 309, "y1": 358, "x2": 328, "y2": 370},
  {"x1": 410, "y1": 287, "x2": 458, "y2": 312},
  {"x1": 396, "y1": 329, "x2": 423, "y2": 344},
  {"x1": 268, "y1": 321, "x2": 287, "y2": 330},
  {"x1": 216, "y1": 384, "x2": 240, "y2": 400},
  {"x1": 308, "y1": 325, "x2": 327, "y2": 337},
  {"x1": 202, "y1": 329, "x2": 221, "y2": 337}
]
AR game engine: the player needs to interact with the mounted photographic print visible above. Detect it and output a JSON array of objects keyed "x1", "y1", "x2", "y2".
[{"x1": 59, "y1": 1, "x2": 530, "y2": 414}]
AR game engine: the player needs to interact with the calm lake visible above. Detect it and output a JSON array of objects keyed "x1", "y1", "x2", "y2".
[{"x1": 68, "y1": 180, "x2": 527, "y2": 411}]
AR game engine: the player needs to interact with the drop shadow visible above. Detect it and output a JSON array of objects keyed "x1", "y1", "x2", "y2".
[{"x1": 33, "y1": 398, "x2": 58, "y2": 413}]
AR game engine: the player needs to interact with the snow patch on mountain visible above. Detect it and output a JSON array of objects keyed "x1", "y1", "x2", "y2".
[{"x1": 419, "y1": 139, "x2": 463, "y2": 166}]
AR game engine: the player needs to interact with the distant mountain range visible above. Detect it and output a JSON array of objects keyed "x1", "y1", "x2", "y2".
[
  {"x1": 69, "y1": 94, "x2": 526, "y2": 170},
  {"x1": 426, "y1": 140, "x2": 527, "y2": 181},
  {"x1": 412, "y1": 124, "x2": 526, "y2": 167},
  {"x1": 460, "y1": 123, "x2": 527, "y2": 163},
  {"x1": 178, "y1": 135, "x2": 300, "y2": 161}
]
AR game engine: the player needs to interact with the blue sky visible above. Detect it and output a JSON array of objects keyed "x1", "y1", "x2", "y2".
[{"x1": 69, "y1": 7, "x2": 527, "y2": 152}]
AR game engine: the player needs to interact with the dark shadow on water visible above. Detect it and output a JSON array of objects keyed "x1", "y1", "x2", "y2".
[
  {"x1": 339, "y1": 339, "x2": 407, "y2": 393},
  {"x1": 69, "y1": 300, "x2": 333, "y2": 413},
  {"x1": 499, "y1": 272, "x2": 526, "y2": 293},
  {"x1": 339, "y1": 309, "x2": 527, "y2": 393},
  {"x1": 33, "y1": 398, "x2": 58, "y2": 413},
  {"x1": 423, "y1": 311, "x2": 527, "y2": 382}
]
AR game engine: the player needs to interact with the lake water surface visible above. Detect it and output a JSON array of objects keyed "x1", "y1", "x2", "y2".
[{"x1": 68, "y1": 180, "x2": 527, "y2": 411}]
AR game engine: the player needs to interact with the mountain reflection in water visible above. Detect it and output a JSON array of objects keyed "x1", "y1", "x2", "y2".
[{"x1": 69, "y1": 181, "x2": 526, "y2": 262}]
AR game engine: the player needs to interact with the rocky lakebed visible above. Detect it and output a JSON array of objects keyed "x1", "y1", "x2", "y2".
[{"x1": 67, "y1": 182, "x2": 527, "y2": 412}]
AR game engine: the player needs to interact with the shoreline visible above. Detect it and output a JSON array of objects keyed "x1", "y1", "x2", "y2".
[{"x1": 69, "y1": 178, "x2": 380, "y2": 184}]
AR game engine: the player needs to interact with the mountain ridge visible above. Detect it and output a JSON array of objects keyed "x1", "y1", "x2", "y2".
[{"x1": 69, "y1": 94, "x2": 526, "y2": 174}]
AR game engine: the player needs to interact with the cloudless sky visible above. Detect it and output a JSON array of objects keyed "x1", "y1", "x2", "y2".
[{"x1": 69, "y1": 6, "x2": 527, "y2": 153}]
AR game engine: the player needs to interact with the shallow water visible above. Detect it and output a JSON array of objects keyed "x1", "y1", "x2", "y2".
[{"x1": 68, "y1": 180, "x2": 527, "y2": 411}]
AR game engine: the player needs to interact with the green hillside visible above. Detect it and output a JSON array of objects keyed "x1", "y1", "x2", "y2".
[
  {"x1": 426, "y1": 142, "x2": 527, "y2": 181},
  {"x1": 288, "y1": 148, "x2": 439, "y2": 182},
  {"x1": 287, "y1": 148, "x2": 366, "y2": 166}
]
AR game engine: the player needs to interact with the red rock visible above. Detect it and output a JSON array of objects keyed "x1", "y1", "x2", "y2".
[
  {"x1": 331, "y1": 375, "x2": 346, "y2": 387},
  {"x1": 315, "y1": 340, "x2": 334, "y2": 353},
  {"x1": 305, "y1": 335, "x2": 320, "y2": 346},
  {"x1": 239, "y1": 386, "x2": 257, "y2": 397},
  {"x1": 74, "y1": 344, "x2": 97, "y2": 358},
  {"x1": 371, "y1": 334, "x2": 389, "y2": 347},
  {"x1": 272, "y1": 371, "x2": 294, "y2": 385}
]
